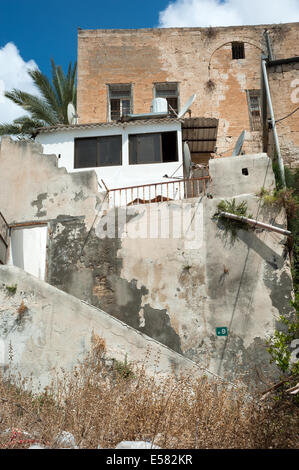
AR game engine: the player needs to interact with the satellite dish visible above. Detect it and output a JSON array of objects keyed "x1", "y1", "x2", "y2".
[
  {"x1": 232, "y1": 130, "x2": 245, "y2": 156},
  {"x1": 183, "y1": 141, "x2": 192, "y2": 179},
  {"x1": 178, "y1": 93, "x2": 197, "y2": 119},
  {"x1": 67, "y1": 102, "x2": 78, "y2": 125}
]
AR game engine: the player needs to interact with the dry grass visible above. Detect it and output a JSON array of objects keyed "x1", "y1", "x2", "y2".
[{"x1": 0, "y1": 342, "x2": 298, "y2": 449}]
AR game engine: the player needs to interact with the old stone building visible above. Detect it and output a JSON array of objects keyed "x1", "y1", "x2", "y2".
[{"x1": 77, "y1": 22, "x2": 299, "y2": 167}]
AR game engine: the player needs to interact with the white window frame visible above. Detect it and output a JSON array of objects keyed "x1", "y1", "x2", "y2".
[
  {"x1": 153, "y1": 82, "x2": 180, "y2": 116},
  {"x1": 107, "y1": 83, "x2": 133, "y2": 121}
]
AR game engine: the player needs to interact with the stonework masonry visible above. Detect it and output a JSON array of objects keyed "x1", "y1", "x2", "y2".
[{"x1": 77, "y1": 23, "x2": 299, "y2": 167}]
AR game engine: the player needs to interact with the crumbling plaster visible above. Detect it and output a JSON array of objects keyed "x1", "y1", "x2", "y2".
[
  {"x1": 0, "y1": 139, "x2": 294, "y2": 386},
  {"x1": 0, "y1": 137, "x2": 103, "y2": 229},
  {"x1": 0, "y1": 265, "x2": 208, "y2": 391}
]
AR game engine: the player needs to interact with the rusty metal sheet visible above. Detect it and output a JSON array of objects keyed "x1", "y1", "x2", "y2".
[{"x1": 182, "y1": 117, "x2": 219, "y2": 164}]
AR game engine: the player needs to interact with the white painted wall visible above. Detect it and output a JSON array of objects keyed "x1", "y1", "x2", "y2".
[
  {"x1": 8, "y1": 226, "x2": 48, "y2": 280},
  {"x1": 35, "y1": 121, "x2": 183, "y2": 192}
]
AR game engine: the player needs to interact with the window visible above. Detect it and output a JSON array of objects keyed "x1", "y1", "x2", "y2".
[
  {"x1": 246, "y1": 90, "x2": 261, "y2": 131},
  {"x1": 74, "y1": 135, "x2": 122, "y2": 168},
  {"x1": 154, "y1": 83, "x2": 179, "y2": 116},
  {"x1": 129, "y1": 131, "x2": 178, "y2": 165},
  {"x1": 232, "y1": 42, "x2": 245, "y2": 60},
  {"x1": 108, "y1": 84, "x2": 132, "y2": 121}
]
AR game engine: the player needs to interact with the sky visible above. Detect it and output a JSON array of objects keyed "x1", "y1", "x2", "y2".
[{"x1": 1, "y1": 0, "x2": 299, "y2": 125}]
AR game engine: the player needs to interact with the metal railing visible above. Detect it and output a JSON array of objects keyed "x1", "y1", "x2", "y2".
[{"x1": 106, "y1": 176, "x2": 210, "y2": 208}]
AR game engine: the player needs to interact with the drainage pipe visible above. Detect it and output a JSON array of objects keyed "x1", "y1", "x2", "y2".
[
  {"x1": 261, "y1": 59, "x2": 286, "y2": 187},
  {"x1": 219, "y1": 211, "x2": 292, "y2": 237}
]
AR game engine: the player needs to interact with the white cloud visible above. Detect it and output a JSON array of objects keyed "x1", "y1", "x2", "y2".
[
  {"x1": 158, "y1": 0, "x2": 299, "y2": 28},
  {"x1": 0, "y1": 42, "x2": 39, "y2": 125}
]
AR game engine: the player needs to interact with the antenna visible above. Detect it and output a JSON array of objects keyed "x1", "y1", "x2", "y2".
[
  {"x1": 178, "y1": 94, "x2": 197, "y2": 119},
  {"x1": 67, "y1": 102, "x2": 78, "y2": 125},
  {"x1": 232, "y1": 130, "x2": 245, "y2": 156},
  {"x1": 183, "y1": 141, "x2": 192, "y2": 179}
]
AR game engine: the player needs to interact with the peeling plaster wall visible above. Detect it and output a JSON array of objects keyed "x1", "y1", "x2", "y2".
[
  {"x1": 46, "y1": 154, "x2": 293, "y2": 385},
  {"x1": 0, "y1": 137, "x2": 103, "y2": 228},
  {"x1": 77, "y1": 23, "x2": 299, "y2": 166},
  {"x1": 0, "y1": 138, "x2": 294, "y2": 386},
  {"x1": 0, "y1": 265, "x2": 207, "y2": 391}
]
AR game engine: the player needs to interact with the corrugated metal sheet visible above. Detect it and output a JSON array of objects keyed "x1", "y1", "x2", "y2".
[{"x1": 182, "y1": 117, "x2": 218, "y2": 165}]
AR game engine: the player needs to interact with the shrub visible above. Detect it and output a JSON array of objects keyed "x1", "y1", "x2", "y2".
[{"x1": 213, "y1": 199, "x2": 253, "y2": 242}]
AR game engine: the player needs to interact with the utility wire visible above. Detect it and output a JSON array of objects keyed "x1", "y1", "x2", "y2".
[{"x1": 275, "y1": 105, "x2": 299, "y2": 124}]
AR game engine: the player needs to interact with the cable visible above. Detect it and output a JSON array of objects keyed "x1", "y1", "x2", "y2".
[{"x1": 275, "y1": 105, "x2": 299, "y2": 124}]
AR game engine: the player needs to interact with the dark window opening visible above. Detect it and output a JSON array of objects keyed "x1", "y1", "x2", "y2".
[
  {"x1": 242, "y1": 168, "x2": 249, "y2": 176},
  {"x1": 232, "y1": 42, "x2": 245, "y2": 60},
  {"x1": 129, "y1": 131, "x2": 178, "y2": 165},
  {"x1": 166, "y1": 97, "x2": 178, "y2": 116},
  {"x1": 75, "y1": 135, "x2": 122, "y2": 168},
  {"x1": 162, "y1": 131, "x2": 178, "y2": 162}
]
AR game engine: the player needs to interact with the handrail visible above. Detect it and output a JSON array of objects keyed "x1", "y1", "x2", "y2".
[
  {"x1": 106, "y1": 176, "x2": 210, "y2": 208},
  {"x1": 107, "y1": 176, "x2": 209, "y2": 192}
]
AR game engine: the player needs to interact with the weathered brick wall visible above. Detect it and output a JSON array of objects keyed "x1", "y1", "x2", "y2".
[
  {"x1": 269, "y1": 63, "x2": 299, "y2": 168},
  {"x1": 77, "y1": 23, "x2": 299, "y2": 166}
]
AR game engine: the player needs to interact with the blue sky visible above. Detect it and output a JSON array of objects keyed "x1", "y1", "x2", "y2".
[{"x1": 0, "y1": 0, "x2": 170, "y2": 77}]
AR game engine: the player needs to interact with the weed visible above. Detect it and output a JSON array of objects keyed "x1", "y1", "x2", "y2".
[
  {"x1": 5, "y1": 284, "x2": 17, "y2": 295},
  {"x1": 112, "y1": 354, "x2": 135, "y2": 380},
  {"x1": 0, "y1": 351, "x2": 298, "y2": 449},
  {"x1": 204, "y1": 26, "x2": 217, "y2": 40},
  {"x1": 213, "y1": 199, "x2": 253, "y2": 243},
  {"x1": 205, "y1": 79, "x2": 216, "y2": 92},
  {"x1": 16, "y1": 301, "x2": 28, "y2": 323}
]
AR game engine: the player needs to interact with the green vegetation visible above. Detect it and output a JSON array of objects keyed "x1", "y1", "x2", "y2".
[
  {"x1": 267, "y1": 295, "x2": 299, "y2": 375},
  {"x1": 259, "y1": 163, "x2": 299, "y2": 294},
  {"x1": 112, "y1": 354, "x2": 135, "y2": 380},
  {"x1": 262, "y1": 161, "x2": 299, "y2": 398},
  {"x1": 0, "y1": 59, "x2": 77, "y2": 139},
  {"x1": 213, "y1": 199, "x2": 253, "y2": 243},
  {"x1": 5, "y1": 284, "x2": 17, "y2": 295}
]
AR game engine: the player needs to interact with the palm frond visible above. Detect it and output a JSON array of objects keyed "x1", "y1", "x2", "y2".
[
  {"x1": 5, "y1": 90, "x2": 59, "y2": 125},
  {"x1": 28, "y1": 69, "x2": 63, "y2": 120},
  {"x1": 0, "y1": 123, "x2": 22, "y2": 136},
  {"x1": 3, "y1": 58, "x2": 77, "y2": 138}
]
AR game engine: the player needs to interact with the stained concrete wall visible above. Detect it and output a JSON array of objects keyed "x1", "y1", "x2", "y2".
[
  {"x1": 0, "y1": 137, "x2": 103, "y2": 228},
  {"x1": 0, "y1": 138, "x2": 294, "y2": 386},
  {"x1": 0, "y1": 265, "x2": 207, "y2": 391},
  {"x1": 46, "y1": 155, "x2": 293, "y2": 386},
  {"x1": 77, "y1": 23, "x2": 299, "y2": 166}
]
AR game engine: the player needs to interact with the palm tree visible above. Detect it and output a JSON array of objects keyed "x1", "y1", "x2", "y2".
[{"x1": 0, "y1": 58, "x2": 77, "y2": 138}]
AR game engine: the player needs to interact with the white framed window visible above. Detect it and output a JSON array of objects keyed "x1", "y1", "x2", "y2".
[
  {"x1": 108, "y1": 83, "x2": 133, "y2": 121},
  {"x1": 154, "y1": 82, "x2": 179, "y2": 116}
]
